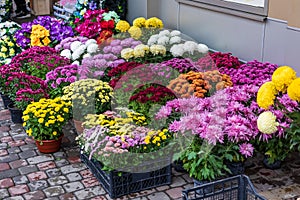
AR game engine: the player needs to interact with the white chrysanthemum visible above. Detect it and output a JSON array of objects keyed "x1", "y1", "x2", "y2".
[
  {"x1": 133, "y1": 44, "x2": 149, "y2": 58},
  {"x1": 72, "y1": 45, "x2": 86, "y2": 60},
  {"x1": 183, "y1": 41, "x2": 198, "y2": 54},
  {"x1": 60, "y1": 49, "x2": 72, "y2": 59},
  {"x1": 121, "y1": 48, "x2": 134, "y2": 60},
  {"x1": 257, "y1": 111, "x2": 279, "y2": 134},
  {"x1": 70, "y1": 41, "x2": 83, "y2": 52},
  {"x1": 157, "y1": 36, "x2": 170, "y2": 46},
  {"x1": 148, "y1": 34, "x2": 159, "y2": 45},
  {"x1": 169, "y1": 36, "x2": 181, "y2": 45},
  {"x1": 158, "y1": 30, "x2": 170, "y2": 37},
  {"x1": 147, "y1": 37, "x2": 158, "y2": 46},
  {"x1": 170, "y1": 30, "x2": 181, "y2": 37},
  {"x1": 87, "y1": 43, "x2": 98, "y2": 54},
  {"x1": 150, "y1": 45, "x2": 166, "y2": 56},
  {"x1": 83, "y1": 53, "x2": 91, "y2": 58},
  {"x1": 197, "y1": 43, "x2": 209, "y2": 54},
  {"x1": 85, "y1": 39, "x2": 97, "y2": 46},
  {"x1": 0, "y1": 8, "x2": 6, "y2": 16},
  {"x1": 170, "y1": 44, "x2": 184, "y2": 57},
  {"x1": 72, "y1": 61, "x2": 80, "y2": 66}
]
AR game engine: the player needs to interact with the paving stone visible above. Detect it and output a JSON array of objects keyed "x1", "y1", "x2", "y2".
[
  {"x1": 12, "y1": 175, "x2": 29, "y2": 185},
  {"x1": 0, "y1": 188, "x2": 9, "y2": 198},
  {"x1": 9, "y1": 160, "x2": 28, "y2": 169},
  {"x1": 0, "y1": 178, "x2": 14, "y2": 189},
  {"x1": 0, "y1": 125, "x2": 10, "y2": 132},
  {"x1": 48, "y1": 176, "x2": 68, "y2": 186},
  {"x1": 90, "y1": 196, "x2": 108, "y2": 200},
  {"x1": 0, "y1": 136, "x2": 13, "y2": 143},
  {"x1": 11, "y1": 133, "x2": 27, "y2": 141},
  {"x1": 28, "y1": 180, "x2": 48, "y2": 191},
  {"x1": 59, "y1": 193, "x2": 77, "y2": 200},
  {"x1": 7, "y1": 147, "x2": 21, "y2": 154},
  {"x1": 63, "y1": 181, "x2": 84, "y2": 193},
  {"x1": 80, "y1": 169, "x2": 94, "y2": 179},
  {"x1": 20, "y1": 144, "x2": 37, "y2": 152},
  {"x1": 73, "y1": 185, "x2": 106, "y2": 200},
  {"x1": 10, "y1": 124, "x2": 24, "y2": 132},
  {"x1": 37, "y1": 161, "x2": 56, "y2": 171},
  {"x1": 19, "y1": 150, "x2": 37, "y2": 159},
  {"x1": 82, "y1": 177, "x2": 100, "y2": 188},
  {"x1": 66, "y1": 173, "x2": 82, "y2": 182},
  {"x1": 0, "y1": 163, "x2": 10, "y2": 172},
  {"x1": 24, "y1": 137, "x2": 35, "y2": 144},
  {"x1": 60, "y1": 163, "x2": 87, "y2": 175},
  {"x1": 44, "y1": 198, "x2": 59, "y2": 200},
  {"x1": 27, "y1": 171, "x2": 47, "y2": 182},
  {"x1": 55, "y1": 159, "x2": 69, "y2": 167},
  {"x1": 0, "y1": 131, "x2": 9, "y2": 137},
  {"x1": 53, "y1": 152, "x2": 67, "y2": 159},
  {"x1": 23, "y1": 190, "x2": 45, "y2": 200},
  {"x1": 18, "y1": 165, "x2": 38, "y2": 175},
  {"x1": 45, "y1": 169, "x2": 62, "y2": 178},
  {"x1": 148, "y1": 192, "x2": 171, "y2": 200},
  {"x1": 68, "y1": 156, "x2": 81, "y2": 164},
  {"x1": 0, "y1": 154, "x2": 19, "y2": 163},
  {"x1": 0, "y1": 143, "x2": 8, "y2": 150},
  {"x1": 165, "y1": 187, "x2": 183, "y2": 199},
  {"x1": 3, "y1": 196, "x2": 25, "y2": 200},
  {"x1": 27, "y1": 155, "x2": 54, "y2": 165},
  {"x1": 0, "y1": 169, "x2": 20, "y2": 179},
  {"x1": 43, "y1": 186, "x2": 65, "y2": 197},
  {"x1": 156, "y1": 185, "x2": 170, "y2": 191},
  {"x1": 0, "y1": 149, "x2": 8, "y2": 156},
  {"x1": 170, "y1": 176, "x2": 187, "y2": 187},
  {"x1": 8, "y1": 184, "x2": 29, "y2": 196}
]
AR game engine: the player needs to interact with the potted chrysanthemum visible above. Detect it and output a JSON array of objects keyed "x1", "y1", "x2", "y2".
[
  {"x1": 61, "y1": 78, "x2": 113, "y2": 133},
  {"x1": 22, "y1": 97, "x2": 72, "y2": 153},
  {"x1": 256, "y1": 66, "x2": 300, "y2": 169}
]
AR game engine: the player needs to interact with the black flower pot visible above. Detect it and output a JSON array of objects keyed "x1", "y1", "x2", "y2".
[
  {"x1": 173, "y1": 160, "x2": 187, "y2": 173},
  {"x1": 263, "y1": 156, "x2": 281, "y2": 170},
  {"x1": 1, "y1": 94, "x2": 13, "y2": 109},
  {"x1": 7, "y1": 103, "x2": 23, "y2": 124},
  {"x1": 193, "y1": 179, "x2": 213, "y2": 195},
  {"x1": 226, "y1": 161, "x2": 245, "y2": 176}
]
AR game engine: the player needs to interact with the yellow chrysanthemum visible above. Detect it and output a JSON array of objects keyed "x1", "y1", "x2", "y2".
[
  {"x1": 272, "y1": 66, "x2": 296, "y2": 92},
  {"x1": 257, "y1": 111, "x2": 279, "y2": 134},
  {"x1": 287, "y1": 78, "x2": 300, "y2": 102},
  {"x1": 133, "y1": 17, "x2": 146, "y2": 28},
  {"x1": 145, "y1": 17, "x2": 164, "y2": 28},
  {"x1": 38, "y1": 118, "x2": 44, "y2": 124},
  {"x1": 128, "y1": 26, "x2": 142, "y2": 40},
  {"x1": 121, "y1": 48, "x2": 134, "y2": 60},
  {"x1": 116, "y1": 20, "x2": 130, "y2": 32},
  {"x1": 42, "y1": 37, "x2": 51, "y2": 46},
  {"x1": 257, "y1": 81, "x2": 277, "y2": 109}
]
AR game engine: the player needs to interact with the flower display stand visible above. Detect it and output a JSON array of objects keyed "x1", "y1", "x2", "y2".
[{"x1": 80, "y1": 153, "x2": 172, "y2": 198}]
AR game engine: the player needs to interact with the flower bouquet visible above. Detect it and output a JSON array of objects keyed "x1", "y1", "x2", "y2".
[
  {"x1": 22, "y1": 97, "x2": 72, "y2": 153},
  {"x1": 0, "y1": 21, "x2": 22, "y2": 64},
  {"x1": 11, "y1": 46, "x2": 70, "y2": 79},
  {"x1": 45, "y1": 64, "x2": 79, "y2": 98},
  {"x1": 15, "y1": 16, "x2": 74, "y2": 49},
  {"x1": 0, "y1": 0, "x2": 12, "y2": 22},
  {"x1": 62, "y1": 78, "x2": 113, "y2": 121},
  {"x1": 72, "y1": 0, "x2": 100, "y2": 20},
  {"x1": 256, "y1": 66, "x2": 300, "y2": 165}
]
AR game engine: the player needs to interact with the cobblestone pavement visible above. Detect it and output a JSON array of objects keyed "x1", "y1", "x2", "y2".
[{"x1": 0, "y1": 99, "x2": 299, "y2": 200}]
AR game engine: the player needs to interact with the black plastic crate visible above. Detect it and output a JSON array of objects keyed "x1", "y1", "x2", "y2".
[
  {"x1": 182, "y1": 175, "x2": 266, "y2": 200},
  {"x1": 80, "y1": 153, "x2": 172, "y2": 198}
]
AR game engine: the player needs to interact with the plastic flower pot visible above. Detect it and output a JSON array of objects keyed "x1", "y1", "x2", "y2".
[
  {"x1": 7, "y1": 103, "x2": 23, "y2": 124},
  {"x1": 35, "y1": 134, "x2": 64, "y2": 153}
]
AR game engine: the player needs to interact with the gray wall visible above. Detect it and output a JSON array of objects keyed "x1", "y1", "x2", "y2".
[{"x1": 127, "y1": 0, "x2": 300, "y2": 74}]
